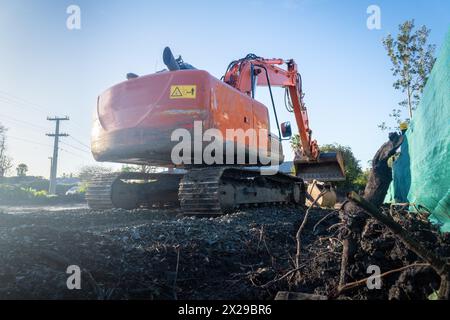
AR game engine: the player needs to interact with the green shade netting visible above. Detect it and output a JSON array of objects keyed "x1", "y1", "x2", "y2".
[{"x1": 385, "y1": 28, "x2": 450, "y2": 232}]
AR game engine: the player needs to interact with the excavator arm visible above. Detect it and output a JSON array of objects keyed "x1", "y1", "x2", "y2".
[{"x1": 223, "y1": 54, "x2": 345, "y2": 181}]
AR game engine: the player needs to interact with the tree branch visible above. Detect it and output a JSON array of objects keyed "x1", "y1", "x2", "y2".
[{"x1": 347, "y1": 192, "x2": 450, "y2": 299}]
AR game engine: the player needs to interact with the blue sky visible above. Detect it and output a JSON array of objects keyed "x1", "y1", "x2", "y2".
[{"x1": 0, "y1": 0, "x2": 449, "y2": 177}]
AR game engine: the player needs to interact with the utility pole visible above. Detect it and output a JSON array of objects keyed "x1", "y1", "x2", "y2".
[
  {"x1": 48, "y1": 156, "x2": 53, "y2": 181},
  {"x1": 46, "y1": 116, "x2": 69, "y2": 194}
]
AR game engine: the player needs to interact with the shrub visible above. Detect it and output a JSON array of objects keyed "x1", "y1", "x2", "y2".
[{"x1": 0, "y1": 184, "x2": 84, "y2": 205}]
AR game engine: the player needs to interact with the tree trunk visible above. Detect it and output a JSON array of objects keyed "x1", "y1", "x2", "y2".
[
  {"x1": 339, "y1": 132, "x2": 403, "y2": 287},
  {"x1": 407, "y1": 85, "x2": 413, "y2": 119}
]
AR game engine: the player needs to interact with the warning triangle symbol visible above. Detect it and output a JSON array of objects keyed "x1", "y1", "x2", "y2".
[{"x1": 171, "y1": 87, "x2": 183, "y2": 97}]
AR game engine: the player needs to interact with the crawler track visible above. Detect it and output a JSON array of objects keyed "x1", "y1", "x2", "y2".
[
  {"x1": 87, "y1": 167, "x2": 305, "y2": 214},
  {"x1": 87, "y1": 172, "x2": 183, "y2": 210},
  {"x1": 179, "y1": 167, "x2": 305, "y2": 215},
  {"x1": 86, "y1": 173, "x2": 121, "y2": 210}
]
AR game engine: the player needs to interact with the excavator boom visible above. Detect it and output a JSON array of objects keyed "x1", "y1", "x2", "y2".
[{"x1": 223, "y1": 54, "x2": 345, "y2": 182}]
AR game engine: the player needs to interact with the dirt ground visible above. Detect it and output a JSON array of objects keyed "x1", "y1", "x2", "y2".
[{"x1": 0, "y1": 204, "x2": 448, "y2": 300}]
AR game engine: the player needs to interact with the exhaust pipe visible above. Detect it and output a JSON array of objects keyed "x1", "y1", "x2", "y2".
[
  {"x1": 163, "y1": 47, "x2": 180, "y2": 71},
  {"x1": 163, "y1": 47, "x2": 196, "y2": 71}
]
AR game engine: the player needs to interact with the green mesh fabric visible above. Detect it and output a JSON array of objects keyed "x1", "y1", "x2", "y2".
[{"x1": 385, "y1": 28, "x2": 450, "y2": 232}]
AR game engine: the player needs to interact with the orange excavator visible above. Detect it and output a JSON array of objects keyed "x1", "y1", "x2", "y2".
[{"x1": 86, "y1": 48, "x2": 345, "y2": 213}]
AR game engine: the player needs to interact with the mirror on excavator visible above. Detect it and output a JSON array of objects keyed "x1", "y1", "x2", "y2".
[{"x1": 280, "y1": 121, "x2": 292, "y2": 138}]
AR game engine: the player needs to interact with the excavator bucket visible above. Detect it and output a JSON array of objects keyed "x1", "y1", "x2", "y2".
[{"x1": 294, "y1": 152, "x2": 346, "y2": 182}]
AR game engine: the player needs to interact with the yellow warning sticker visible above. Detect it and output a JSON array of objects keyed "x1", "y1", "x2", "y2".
[{"x1": 170, "y1": 85, "x2": 197, "y2": 99}]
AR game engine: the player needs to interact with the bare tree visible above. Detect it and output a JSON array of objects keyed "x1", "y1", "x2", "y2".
[{"x1": 0, "y1": 124, "x2": 13, "y2": 177}]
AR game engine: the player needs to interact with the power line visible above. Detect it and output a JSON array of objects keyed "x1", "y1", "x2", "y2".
[
  {"x1": 1, "y1": 114, "x2": 93, "y2": 159},
  {"x1": 8, "y1": 135, "x2": 92, "y2": 160},
  {"x1": 66, "y1": 119, "x2": 87, "y2": 131},
  {"x1": 0, "y1": 112, "x2": 47, "y2": 131},
  {"x1": 0, "y1": 112, "x2": 91, "y2": 152},
  {"x1": 0, "y1": 90, "x2": 48, "y2": 113},
  {"x1": 0, "y1": 91, "x2": 96, "y2": 170},
  {"x1": 1, "y1": 115, "x2": 92, "y2": 156},
  {"x1": 60, "y1": 140, "x2": 91, "y2": 154},
  {"x1": 0, "y1": 91, "x2": 89, "y2": 131},
  {"x1": 60, "y1": 147, "x2": 93, "y2": 161},
  {"x1": 0, "y1": 95, "x2": 39, "y2": 107},
  {"x1": 0, "y1": 92, "x2": 91, "y2": 146},
  {"x1": 0, "y1": 97, "x2": 45, "y2": 115},
  {"x1": 8, "y1": 135, "x2": 52, "y2": 148},
  {"x1": 68, "y1": 135, "x2": 91, "y2": 150}
]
